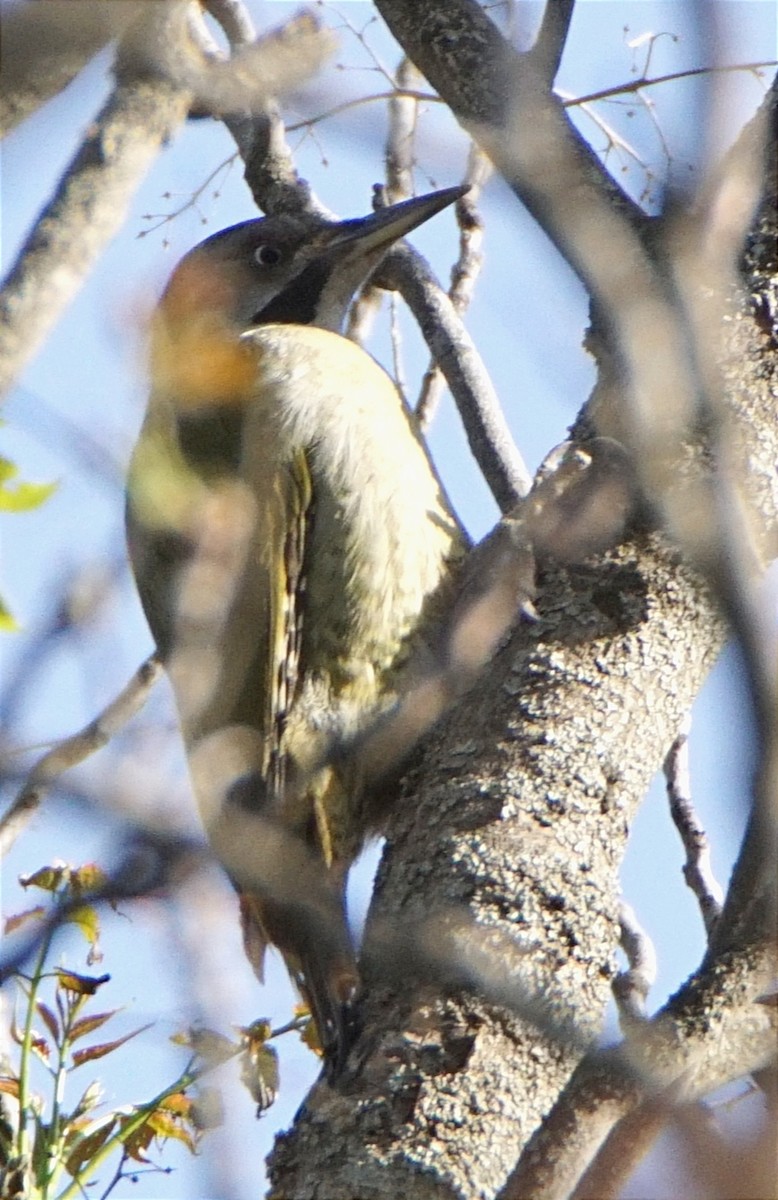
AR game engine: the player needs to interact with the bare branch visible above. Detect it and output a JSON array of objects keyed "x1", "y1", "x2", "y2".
[
  {"x1": 0, "y1": 824, "x2": 207, "y2": 983},
  {"x1": 346, "y1": 62, "x2": 427, "y2": 347},
  {"x1": 612, "y1": 900, "x2": 657, "y2": 1026},
  {"x1": 386, "y1": 57, "x2": 423, "y2": 202},
  {"x1": 664, "y1": 717, "x2": 724, "y2": 936},
  {"x1": 374, "y1": 0, "x2": 646, "y2": 249},
  {"x1": 576, "y1": 1094, "x2": 775, "y2": 1200},
  {"x1": 0, "y1": 4, "x2": 193, "y2": 401},
  {"x1": 682, "y1": 89, "x2": 778, "y2": 961},
  {"x1": 210, "y1": 10, "x2": 336, "y2": 217},
  {"x1": 0, "y1": 1, "x2": 144, "y2": 138},
  {"x1": 236, "y1": 102, "x2": 324, "y2": 217},
  {"x1": 171, "y1": 10, "x2": 337, "y2": 118},
  {"x1": 670, "y1": 93, "x2": 778, "y2": 705},
  {"x1": 570, "y1": 1095, "x2": 675, "y2": 1200},
  {"x1": 530, "y1": 0, "x2": 576, "y2": 85},
  {"x1": 0, "y1": 657, "x2": 162, "y2": 858},
  {"x1": 202, "y1": 0, "x2": 255, "y2": 48},
  {"x1": 564, "y1": 60, "x2": 777, "y2": 112},
  {"x1": 266, "y1": 13, "x2": 776, "y2": 1197},
  {"x1": 344, "y1": 59, "x2": 423, "y2": 346},
  {"x1": 0, "y1": 5, "x2": 338, "y2": 401},
  {"x1": 380, "y1": 242, "x2": 532, "y2": 508},
  {"x1": 661, "y1": 1098, "x2": 778, "y2": 1200},
  {"x1": 501, "y1": 941, "x2": 777, "y2": 1200},
  {"x1": 416, "y1": 145, "x2": 491, "y2": 429}
]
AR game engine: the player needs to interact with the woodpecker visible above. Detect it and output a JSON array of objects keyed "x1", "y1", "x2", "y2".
[{"x1": 126, "y1": 188, "x2": 467, "y2": 1076}]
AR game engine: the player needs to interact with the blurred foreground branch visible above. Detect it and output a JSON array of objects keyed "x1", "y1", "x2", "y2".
[
  {"x1": 0, "y1": 2, "x2": 336, "y2": 401},
  {"x1": 0, "y1": 656, "x2": 162, "y2": 857}
]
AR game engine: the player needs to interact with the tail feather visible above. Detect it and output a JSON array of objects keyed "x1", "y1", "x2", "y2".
[
  {"x1": 295, "y1": 943, "x2": 357, "y2": 1079},
  {"x1": 239, "y1": 882, "x2": 357, "y2": 1080}
]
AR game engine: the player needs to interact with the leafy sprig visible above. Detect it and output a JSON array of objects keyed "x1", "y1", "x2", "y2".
[{"x1": 0, "y1": 862, "x2": 321, "y2": 1198}]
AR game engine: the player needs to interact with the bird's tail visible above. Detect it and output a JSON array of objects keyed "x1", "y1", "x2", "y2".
[{"x1": 239, "y1": 882, "x2": 358, "y2": 1081}]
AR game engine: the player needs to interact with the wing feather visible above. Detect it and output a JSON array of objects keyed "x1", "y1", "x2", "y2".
[{"x1": 266, "y1": 448, "x2": 313, "y2": 804}]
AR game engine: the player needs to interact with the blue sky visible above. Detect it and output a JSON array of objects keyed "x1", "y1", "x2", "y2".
[{"x1": 1, "y1": 3, "x2": 775, "y2": 1196}]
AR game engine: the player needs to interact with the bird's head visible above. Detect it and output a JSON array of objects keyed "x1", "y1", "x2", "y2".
[{"x1": 159, "y1": 186, "x2": 468, "y2": 336}]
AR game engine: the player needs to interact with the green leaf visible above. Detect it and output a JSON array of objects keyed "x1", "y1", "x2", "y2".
[
  {"x1": 179, "y1": 1026, "x2": 236, "y2": 1065},
  {"x1": 4, "y1": 905, "x2": 47, "y2": 934},
  {"x1": 36, "y1": 1001, "x2": 60, "y2": 1042},
  {"x1": 120, "y1": 1115, "x2": 155, "y2": 1163},
  {"x1": 69, "y1": 1009, "x2": 121, "y2": 1043},
  {"x1": 71, "y1": 1021, "x2": 152, "y2": 1067},
  {"x1": 20, "y1": 864, "x2": 69, "y2": 894},
  {"x1": 67, "y1": 904, "x2": 101, "y2": 951},
  {"x1": 0, "y1": 456, "x2": 57, "y2": 512},
  {"x1": 70, "y1": 863, "x2": 108, "y2": 897},
  {"x1": 0, "y1": 596, "x2": 20, "y2": 632},
  {"x1": 240, "y1": 1042, "x2": 279, "y2": 1115},
  {"x1": 56, "y1": 969, "x2": 110, "y2": 996},
  {"x1": 146, "y1": 1106, "x2": 197, "y2": 1154},
  {"x1": 64, "y1": 1115, "x2": 117, "y2": 1178}
]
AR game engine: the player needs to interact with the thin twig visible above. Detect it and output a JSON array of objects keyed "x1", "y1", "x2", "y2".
[
  {"x1": 416, "y1": 145, "x2": 491, "y2": 429},
  {"x1": 187, "y1": 4, "x2": 326, "y2": 217},
  {"x1": 138, "y1": 153, "x2": 239, "y2": 239},
  {"x1": 386, "y1": 58, "x2": 422, "y2": 202},
  {"x1": 562, "y1": 60, "x2": 776, "y2": 112},
  {"x1": 612, "y1": 900, "x2": 657, "y2": 1026},
  {"x1": 328, "y1": 4, "x2": 398, "y2": 92},
  {"x1": 380, "y1": 242, "x2": 532, "y2": 509},
  {"x1": 388, "y1": 293, "x2": 409, "y2": 406},
  {"x1": 0, "y1": 827, "x2": 208, "y2": 983},
  {"x1": 664, "y1": 717, "x2": 724, "y2": 938},
  {"x1": 285, "y1": 88, "x2": 441, "y2": 134},
  {"x1": 348, "y1": 59, "x2": 422, "y2": 350},
  {"x1": 203, "y1": 0, "x2": 255, "y2": 48},
  {"x1": 345, "y1": 186, "x2": 387, "y2": 345},
  {"x1": 0, "y1": 657, "x2": 163, "y2": 857},
  {"x1": 348, "y1": 58, "x2": 422, "y2": 349}
]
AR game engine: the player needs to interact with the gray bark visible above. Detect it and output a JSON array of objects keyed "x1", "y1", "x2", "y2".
[
  {"x1": 267, "y1": 4, "x2": 778, "y2": 1198},
  {"x1": 0, "y1": 2, "x2": 194, "y2": 401}
]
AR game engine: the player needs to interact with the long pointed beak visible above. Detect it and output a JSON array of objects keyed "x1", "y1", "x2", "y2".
[{"x1": 324, "y1": 185, "x2": 469, "y2": 256}]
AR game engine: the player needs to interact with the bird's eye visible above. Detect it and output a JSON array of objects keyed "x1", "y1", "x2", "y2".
[{"x1": 254, "y1": 244, "x2": 282, "y2": 267}]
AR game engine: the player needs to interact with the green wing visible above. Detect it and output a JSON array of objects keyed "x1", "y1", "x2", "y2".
[{"x1": 265, "y1": 447, "x2": 313, "y2": 803}]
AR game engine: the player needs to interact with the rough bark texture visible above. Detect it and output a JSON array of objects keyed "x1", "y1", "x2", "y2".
[
  {"x1": 268, "y1": 536, "x2": 727, "y2": 1199},
  {"x1": 2, "y1": 2, "x2": 774, "y2": 1198},
  {"x1": 267, "y1": 5, "x2": 777, "y2": 1199}
]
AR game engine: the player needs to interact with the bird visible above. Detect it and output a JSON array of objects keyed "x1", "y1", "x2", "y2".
[{"x1": 126, "y1": 187, "x2": 468, "y2": 1077}]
